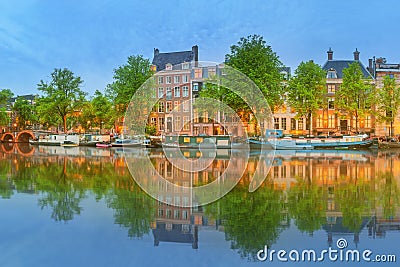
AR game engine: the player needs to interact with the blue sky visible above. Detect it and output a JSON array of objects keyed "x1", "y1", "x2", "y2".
[{"x1": 2, "y1": 0, "x2": 400, "y2": 97}]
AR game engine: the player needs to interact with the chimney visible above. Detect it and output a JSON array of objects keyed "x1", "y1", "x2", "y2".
[
  {"x1": 353, "y1": 48, "x2": 360, "y2": 61},
  {"x1": 154, "y1": 48, "x2": 159, "y2": 56},
  {"x1": 327, "y1": 48, "x2": 333, "y2": 60},
  {"x1": 192, "y1": 45, "x2": 199, "y2": 66}
]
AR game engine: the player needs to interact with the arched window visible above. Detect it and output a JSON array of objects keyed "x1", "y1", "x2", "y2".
[{"x1": 327, "y1": 68, "x2": 337, "y2": 79}]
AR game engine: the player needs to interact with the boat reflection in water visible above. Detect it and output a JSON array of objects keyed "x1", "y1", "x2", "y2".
[{"x1": 0, "y1": 145, "x2": 399, "y2": 265}]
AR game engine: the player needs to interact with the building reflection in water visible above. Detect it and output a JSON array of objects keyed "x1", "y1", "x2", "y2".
[{"x1": 1, "y1": 145, "x2": 399, "y2": 253}]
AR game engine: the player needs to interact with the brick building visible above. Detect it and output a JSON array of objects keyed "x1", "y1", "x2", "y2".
[
  {"x1": 368, "y1": 57, "x2": 400, "y2": 136},
  {"x1": 315, "y1": 48, "x2": 374, "y2": 135}
]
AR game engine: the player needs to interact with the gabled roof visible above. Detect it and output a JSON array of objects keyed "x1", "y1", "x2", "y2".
[
  {"x1": 152, "y1": 50, "x2": 194, "y2": 71},
  {"x1": 322, "y1": 60, "x2": 372, "y2": 79}
]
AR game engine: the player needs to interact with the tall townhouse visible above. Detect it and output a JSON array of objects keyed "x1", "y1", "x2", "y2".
[
  {"x1": 367, "y1": 57, "x2": 400, "y2": 136},
  {"x1": 150, "y1": 46, "x2": 198, "y2": 136},
  {"x1": 316, "y1": 48, "x2": 374, "y2": 136}
]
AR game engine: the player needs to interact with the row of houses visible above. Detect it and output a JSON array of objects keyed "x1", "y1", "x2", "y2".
[{"x1": 148, "y1": 45, "x2": 400, "y2": 137}]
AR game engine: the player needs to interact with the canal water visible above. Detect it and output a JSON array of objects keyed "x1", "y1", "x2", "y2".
[{"x1": 0, "y1": 143, "x2": 399, "y2": 267}]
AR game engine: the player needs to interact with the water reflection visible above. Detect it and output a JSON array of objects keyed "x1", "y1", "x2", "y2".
[{"x1": 0, "y1": 144, "x2": 399, "y2": 263}]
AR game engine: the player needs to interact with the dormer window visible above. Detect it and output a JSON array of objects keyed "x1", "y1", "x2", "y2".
[
  {"x1": 327, "y1": 69, "x2": 337, "y2": 79},
  {"x1": 166, "y1": 63, "x2": 172, "y2": 70},
  {"x1": 182, "y1": 62, "x2": 189, "y2": 70}
]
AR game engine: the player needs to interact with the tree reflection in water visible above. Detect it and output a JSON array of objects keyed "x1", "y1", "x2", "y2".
[{"x1": 0, "y1": 147, "x2": 400, "y2": 254}]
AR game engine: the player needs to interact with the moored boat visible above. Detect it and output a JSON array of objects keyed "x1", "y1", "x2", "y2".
[
  {"x1": 111, "y1": 138, "x2": 142, "y2": 147},
  {"x1": 378, "y1": 141, "x2": 400, "y2": 149},
  {"x1": 248, "y1": 135, "x2": 372, "y2": 150},
  {"x1": 162, "y1": 135, "x2": 231, "y2": 149},
  {"x1": 96, "y1": 142, "x2": 112, "y2": 148}
]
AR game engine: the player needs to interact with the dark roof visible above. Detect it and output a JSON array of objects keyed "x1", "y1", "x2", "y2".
[
  {"x1": 10, "y1": 94, "x2": 37, "y2": 102},
  {"x1": 152, "y1": 223, "x2": 194, "y2": 244},
  {"x1": 322, "y1": 60, "x2": 372, "y2": 79},
  {"x1": 152, "y1": 51, "x2": 194, "y2": 71},
  {"x1": 322, "y1": 217, "x2": 369, "y2": 234}
]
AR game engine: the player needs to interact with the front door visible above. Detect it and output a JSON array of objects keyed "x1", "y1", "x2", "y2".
[{"x1": 340, "y1": 120, "x2": 348, "y2": 132}]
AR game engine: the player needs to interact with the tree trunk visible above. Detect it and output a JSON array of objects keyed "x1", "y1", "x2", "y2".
[
  {"x1": 308, "y1": 112, "x2": 312, "y2": 137},
  {"x1": 390, "y1": 121, "x2": 394, "y2": 137},
  {"x1": 63, "y1": 115, "x2": 67, "y2": 133},
  {"x1": 355, "y1": 116, "x2": 358, "y2": 134}
]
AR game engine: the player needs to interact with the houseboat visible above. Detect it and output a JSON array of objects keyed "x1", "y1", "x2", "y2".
[
  {"x1": 162, "y1": 135, "x2": 231, "y2": 149},
  {"x1": 30, "y1": 134, "x2": 80, "y2": 146}
]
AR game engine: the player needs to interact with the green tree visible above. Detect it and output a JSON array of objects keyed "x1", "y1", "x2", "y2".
[
  {"x1": 12, "y1": 96, "x2": 36, "y2": 129},
  {"x1": 37, "y1": 68, "x2": 86, "y2": 132},
  {"x1": 0, "y1": 89, "x2": 13, "y2": 127},
  {"x1": 0, "y1": 89, "x2": 13, "y2": 104},
  {"x1": 91, "y1": 90, "x2": 114, "y2": 131},
  {"x1": 106, "y1": 55, "x2": 153, "y2": 119},
  {"x1": 336, "y1": 62, "x2": 373, "y2": 133},
  {"x1": 288, "y1": 61, "x2": 326, "y2": 136},
  {"x1": 0, "y1": 107, "x2": 10, "y2": 127},
  {"x1": 225, "y1": 34, "x2": 284, "y2": 110},
  {"x1": 376, "y1": 75, "x2": 400, "y2": 136}
]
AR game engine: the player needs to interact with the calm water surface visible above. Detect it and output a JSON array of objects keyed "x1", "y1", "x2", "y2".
[{"x1": 0, "y1": 143, "x2": 399, "y2": 267}]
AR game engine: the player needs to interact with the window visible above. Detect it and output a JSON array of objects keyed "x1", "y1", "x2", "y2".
[
  {"x1": 158, "y1": 101, "x2": 164, "y2": 113},
  {"x1": 166, "y1": 87, "x2": 172, "y2": 98},
  {"x1": 166, "y1": 63, "x2": 172, "y2": 70},
  {"x1": 166, "y1": 209, "x2": 172, "y2": 218},
  {"x1": 327, "y1": 69, "x2": 337, "y2": 79},
  {"x1": 174, "y1": 101, "x2": 180, "y2": 112},
  {"x1": 328, "y1": 114, "x2": 335, "y2": 128},
  {"x1": 174, "y1": 116, "x2": 181, "y2": 131},
  {"x1": 182, "y1": 62, "x2": 189, "y2": 70},
  {"x1": 281, "y1": 118, "x2": 287, "y2": 130},
  {"x1": 183, "y1": 75, "x2": 189, "y2": 83},
  {"x1": 174, "y1": 86, "x2": 180, "y2": 97},
  {"x1": 182, "y1": 86, "x2": 189, "y2": 97},
  {"x1": 182, "y1": 210, "x2": 188, "y2": 219},
  {"x1": 208, "y1": 67, "x2": 216, "y2": 77},
  {"x1": 291, "y1": 118, "x2": 296, "y2": 130},
  {"x1": 174, "y1": 75, "x2": 180, "y2": 84},
  {"x1": 174, "y1": 210, "x2": 180, "y2": 219},
  {"x1": 365, "y1": 115, "x2": 371, "y2": 128},
  {"x1": 317, "y1": 114, "x2": 323, "y2": 128},
  {"x1": 166, "y1": 102, "x2": 172, "y2": 112},
  {"x1": 166, "y1": 76, "x2": 171, "y2": 84},
  {"x1": 158, "y1": 209, "x2": 164, "y2": 217},
  {"x1": 274, "y1": 118, "x2": 279, "y2": 129},
  {"x1": 298, "y1": 118, "x2": 303, "y2": 130},
  {"x1": 158, "y1": 76, "x2": 164, "y2": 84},
  {"x1": 194, "y1": 68, "x2": 202, "y2": 78},
  {"x1": 328, "y1": 98, "x2": 335, "y2": 109},
  {"x1": 159, "y1": 118, "x2": 165, "y2": 131},
  {"x1": 193, "y1": 83, "x2": 199, "y2": 91},
  {"x1": 158, "y1": 87, "x2": 164, "y2": 98},
  {"x1": 327, "y1": 84, "x2": 335, "y2": 93},
  {"x1": 183, "y1": 116, "x2": 190, "y2": 131},
  {"x1": 151, "y1": 117, "x2": 157, "y2": 126}
]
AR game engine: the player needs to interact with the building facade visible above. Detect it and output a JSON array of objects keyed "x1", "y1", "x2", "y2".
[{"x1": 369, "y1": 57, "x2": 400, "y2": 136}]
